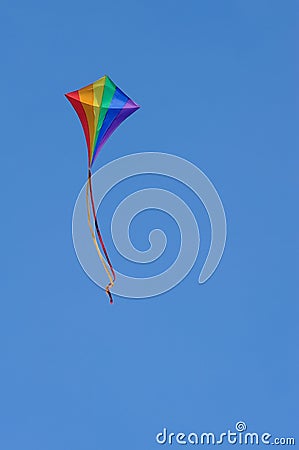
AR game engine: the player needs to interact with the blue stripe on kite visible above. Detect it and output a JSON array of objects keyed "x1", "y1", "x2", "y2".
[{"x1": 94, "y1": 88, "x2": 128, "y2": 151}]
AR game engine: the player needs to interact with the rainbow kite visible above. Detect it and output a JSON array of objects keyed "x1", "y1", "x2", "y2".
[{"x1": 65, "y1": 75, "x2": 140, "y2": 303}]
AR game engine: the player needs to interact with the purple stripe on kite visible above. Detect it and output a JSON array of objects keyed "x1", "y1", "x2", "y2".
[{"x1": 91, "y1": 99, "x2": 139, "y2": 165}]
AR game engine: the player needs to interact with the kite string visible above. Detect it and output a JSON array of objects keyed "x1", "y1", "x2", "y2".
[{"x1": 87, "y1": 169, "x2": 116, "y2": 303}]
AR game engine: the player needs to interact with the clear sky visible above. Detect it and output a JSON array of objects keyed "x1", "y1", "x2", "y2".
[{"x1": 0, "y1": 0, "x2": 298, "y2": 449}]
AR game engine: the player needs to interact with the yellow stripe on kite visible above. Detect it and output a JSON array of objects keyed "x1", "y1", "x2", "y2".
[{"x1": 91, "y1": 78, "x2": 105, "y2": 160}]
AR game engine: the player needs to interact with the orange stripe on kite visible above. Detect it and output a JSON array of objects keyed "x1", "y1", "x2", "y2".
[{"x1": 78, "y1": 85, "x2": 95, "y2": 165}]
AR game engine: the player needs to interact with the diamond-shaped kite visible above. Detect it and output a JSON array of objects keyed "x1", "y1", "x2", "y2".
[{"x1": 65, "y1": 76, "x2": 140, "y2": 303}]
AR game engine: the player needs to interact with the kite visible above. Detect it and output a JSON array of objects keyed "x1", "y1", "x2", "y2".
[{"x1": 65, "y1": 75, "x2": 140, "y2": 303}]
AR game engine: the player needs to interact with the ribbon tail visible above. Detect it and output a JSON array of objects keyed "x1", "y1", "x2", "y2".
[{"x1": 87, "y1": 169, "x2": 116, "y2": 303}]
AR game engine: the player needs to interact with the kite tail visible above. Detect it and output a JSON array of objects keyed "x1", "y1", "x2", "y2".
[
  {"x1": 87, "y1": 169, "x2": 116, "y2": 303},
  {"x1": 86, "y1": 179, "x2": 114, "y2": 302}
]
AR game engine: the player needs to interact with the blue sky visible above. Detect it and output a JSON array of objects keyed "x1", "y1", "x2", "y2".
[{"x1": 0, "y1": 0, "x2": 298, "y2": 449}]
